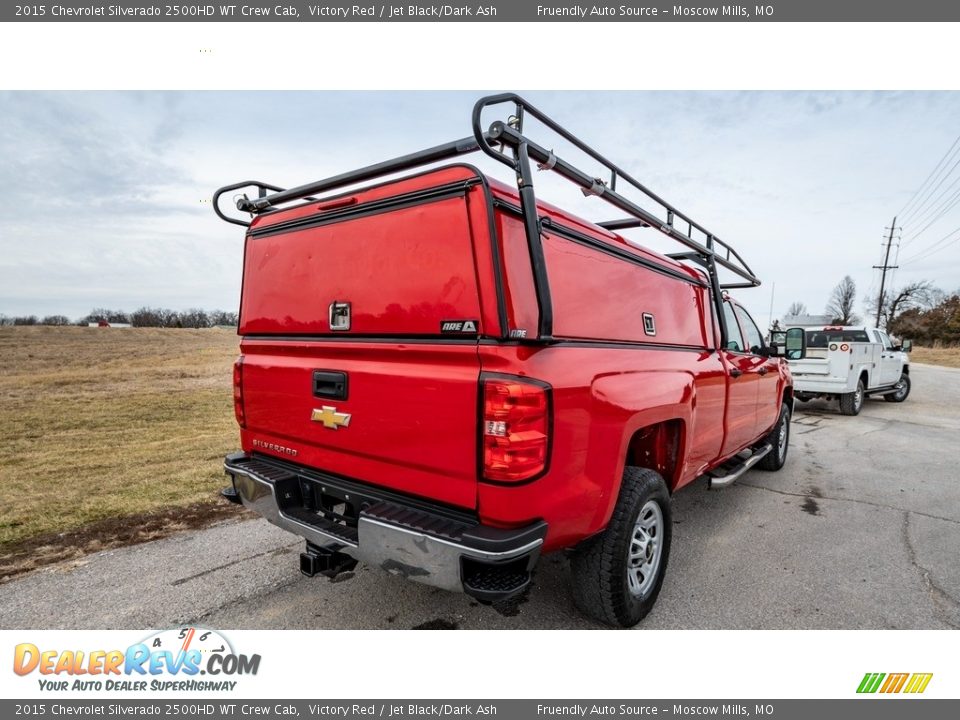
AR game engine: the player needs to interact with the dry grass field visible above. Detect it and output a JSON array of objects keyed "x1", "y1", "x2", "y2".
[
  {"x1": 0, "y1": 326, "x2": 244, "y2": 577},
  {"x1": 910, "y1": 346, "x2": 960, "y2": 369}
]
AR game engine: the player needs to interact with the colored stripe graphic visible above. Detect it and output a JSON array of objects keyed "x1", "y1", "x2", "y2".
[
  {"x1": 857, "y1": 673, "x2": 885, "y2": 693},
  {"x1": 904, "y1": 673, "x2": 933, "y2": 694},
  {"x1": 857, "y1": 672, "x2": 932, "y2": 694},
  {"x1": 880, "y1": 673, "x2": 909, "y2": 693}
]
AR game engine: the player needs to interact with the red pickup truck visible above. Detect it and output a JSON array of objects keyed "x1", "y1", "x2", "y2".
[{"x1": 215, "y1": 94, "x2": 794, "y2": 627}]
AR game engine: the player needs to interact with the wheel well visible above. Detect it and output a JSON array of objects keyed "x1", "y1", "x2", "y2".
[
  {"x1": 626, "y1": 420, "x2": 683, "y2": 492},
  {"x1": 903, "y1": 365, "x2": 910, "y2": 375},
  {"x1": 782, "y1": 385, "x2": 793, "y2": 407},
  {"x1": 860, "y1": 369, "x2": 869, "y2": 386}
]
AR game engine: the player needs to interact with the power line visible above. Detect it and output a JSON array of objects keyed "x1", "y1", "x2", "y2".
[
  {"x1": 899, "y1": 133, "x2": 960, "y2": 224},
  {"x1": 900, "y1": 225, "x2": 960, "y2": 265},
  {"x1": 900, "y1": 153, "x2": 960, "y2": 228},
  {"x1": 896, "y1": 133, "x2": 959, "y2": 217},
  {"x1": 900, "y1": 180, "x2": 960, "y2": 246},
  {"x1": 901, "y1": 160, "x2": 960, "y2": 230}
]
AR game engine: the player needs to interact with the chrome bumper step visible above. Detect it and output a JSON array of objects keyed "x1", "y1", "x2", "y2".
[{"x1": 223, "y1": 452, "x2": 546, "y2": 599}]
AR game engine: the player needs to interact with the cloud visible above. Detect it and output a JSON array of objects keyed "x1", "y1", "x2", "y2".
[{"x1": 1, "y1": 91, "x2": 959, "y2": 326}]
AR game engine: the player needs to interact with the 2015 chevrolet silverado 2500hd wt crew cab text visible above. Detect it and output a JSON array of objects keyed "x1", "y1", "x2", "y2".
[
  {"x1": 781, "y1": 326, "x2": 911, "y2": 416},
  {"x1": 214, "y1": 94, "x2": 795, "y2": 627}
]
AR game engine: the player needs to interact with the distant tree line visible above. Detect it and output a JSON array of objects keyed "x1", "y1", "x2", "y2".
[
  {"x1": 0, "y1": 307, "x2": 238, "y2": 328},
  {"x1": 782, "y1": 275, "x2": 960, "y2": 345},
  {"x1": 889, "y1": 293, "x2": 960, "y2": 346}
]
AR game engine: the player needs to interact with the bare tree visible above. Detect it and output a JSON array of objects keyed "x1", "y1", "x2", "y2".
[
  {"x1": 786, "y1": 301, "x2": 807, "y2": 317},
  {"x1": 825, "y1": 275, "x2": 860, "y2": 325},
  {"x1": 868, "y1": 280, "x2": 936, "y2": 328},
  {"x1": 131, "y1": 307, "x2": 167, "y2": 327},
  {"x1": 179, "y1": 308, "x2": 211, "y2": 329},
  {"x1": 41, "y1": 315, "x2": 71, "y2": 326},
  {"x1": 209, "y1": 310, "x2": 239, "y2": 326}
]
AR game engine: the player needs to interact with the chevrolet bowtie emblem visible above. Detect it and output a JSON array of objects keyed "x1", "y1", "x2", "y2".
[{"x1": 311, "y1": 405, "x2": 352, "y2": 430}]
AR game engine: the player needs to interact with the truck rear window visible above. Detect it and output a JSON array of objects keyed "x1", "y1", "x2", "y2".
[{"x1": 806, "y1": 330, "x2": 870, "y2": 347}]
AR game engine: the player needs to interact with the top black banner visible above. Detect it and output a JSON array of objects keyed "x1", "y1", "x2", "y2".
[{"x1": 6, "y1": 0, "x2": 960, "y2": 22}]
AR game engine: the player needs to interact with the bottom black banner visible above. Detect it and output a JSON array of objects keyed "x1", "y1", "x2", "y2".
[{"x1": 3, "y1": 700, "x2": 957, "y2": 720}]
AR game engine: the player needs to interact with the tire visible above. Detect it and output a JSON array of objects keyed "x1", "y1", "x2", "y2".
[
  {"x1": 570, "y1": 467, "x2": 672, "y2": 627},
  {"x1": 839, "y1": 378, "x2": 865, "y2": 416},
  {"x1": 884, "y1": 373, "x2": 911, "y2": 403},
  {"x1": 757, "y1": 403, "x2": 791, "y2": 471}
]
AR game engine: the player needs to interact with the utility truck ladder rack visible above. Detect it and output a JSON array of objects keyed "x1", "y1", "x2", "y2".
[{"x1": 214, "y1": 93, "x2": 760, "y2": 346}]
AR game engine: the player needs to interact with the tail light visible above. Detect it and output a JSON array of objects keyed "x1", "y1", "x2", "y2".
[
  {"x1": 481, "y1": 375, "x2": 550, "y2": 482},
  {"x1": 233, "y1": 356, "x2": 246, "y2": 428}
]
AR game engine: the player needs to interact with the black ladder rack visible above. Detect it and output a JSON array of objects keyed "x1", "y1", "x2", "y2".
[{"x1": 213, "y1": 93, "x2": 760, "y2": 348}]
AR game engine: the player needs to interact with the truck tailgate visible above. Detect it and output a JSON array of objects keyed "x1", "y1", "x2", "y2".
[{"x1": 239, "y1": 339, "x2": 480, "y2": 509}]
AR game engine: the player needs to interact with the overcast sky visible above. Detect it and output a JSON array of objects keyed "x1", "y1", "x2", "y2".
[{"x1": 1, "y1": 91, "x2": 958, "y2": 328}]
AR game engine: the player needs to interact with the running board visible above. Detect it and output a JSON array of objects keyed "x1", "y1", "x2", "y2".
[{"x1": 706, "y1": 444, "x2": 772, "y2": 489}]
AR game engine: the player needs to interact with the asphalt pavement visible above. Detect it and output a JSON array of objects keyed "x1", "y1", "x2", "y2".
[{"x1": 2, "y1": 363, "x2": 958, "y2": 630}]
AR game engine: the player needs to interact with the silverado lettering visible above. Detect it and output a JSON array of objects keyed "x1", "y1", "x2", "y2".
[{"x1": 215, "y1": 94, "x2": 793, "y2": 627}]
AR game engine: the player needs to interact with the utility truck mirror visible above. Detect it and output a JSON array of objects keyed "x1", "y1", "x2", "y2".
[
  {"x1": 784, "y1": 327, "x2": 805, "y2": 360},
  {"x1": 902, "y1": 339, "x2": 913, "y2": 353}
]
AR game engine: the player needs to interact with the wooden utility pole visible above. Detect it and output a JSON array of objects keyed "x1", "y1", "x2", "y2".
[{"x1": 873, "y1": 217, "x2": 899, "y2": 328}]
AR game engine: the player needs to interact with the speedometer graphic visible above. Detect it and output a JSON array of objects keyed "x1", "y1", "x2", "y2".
[{"x1": 140, "y1": 627, "x2": 234, "y2": 658}]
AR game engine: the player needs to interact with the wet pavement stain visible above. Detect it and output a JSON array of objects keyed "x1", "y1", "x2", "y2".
[
  {"x1": 412, "y1": 618, "x2": 459, "y2": 630},
  {"x1": 801, "y1": 497, "x2": 821, "y2": 516},
  {"x1": 492, "y1": 593, "x2": 530, "y2": 618}
]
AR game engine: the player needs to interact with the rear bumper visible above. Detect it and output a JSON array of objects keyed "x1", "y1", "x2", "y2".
[
  {"x1": 791, "y1": 375, "x2": 852, "y2": 395},
  {"x1": 224, "y1": 452, "x2": 546, "y2": 601}
]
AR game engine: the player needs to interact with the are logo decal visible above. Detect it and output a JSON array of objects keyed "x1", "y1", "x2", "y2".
[{"x1": 440, "y1": 319, "x2": 478, "y2": 334}]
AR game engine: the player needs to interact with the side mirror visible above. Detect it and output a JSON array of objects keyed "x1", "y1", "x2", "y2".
[
  {"x1": 902, "y1": 339, "x2": 913, "y2": 353},
  {"x1": 784, "y1": 327, "x2": 806, "y2": 360},
  {"x1": 765, "y1": 342, "x2": 781, "y2": 357}
]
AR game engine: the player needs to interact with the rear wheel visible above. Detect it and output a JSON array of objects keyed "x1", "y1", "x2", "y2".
[
  {"x1": 757, "y1": 403, "x2": 791, "y2": 471},
  {"x1": 884, "y1": 373, "x2": 911, "y2": 403},
  {"x1": 570, "y1": 467, "x2": 671, "y2": 627},
  {"x1": 839, "y1": 378, "x2": 865, "y2": 416}
]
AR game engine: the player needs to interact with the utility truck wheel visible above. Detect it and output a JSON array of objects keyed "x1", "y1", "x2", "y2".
[
  {"x1": 757, "y1": 403, "x2": 791, "y2": 471},
  {"x1": 570, "y1": 467, "x2": 671, "y2": 627},
  {"x1": 884, "y1": 373, "x2": 911, "y2": 403},
  {"x1": 839, "y1": 378, "x2": 865, "y2": 416}
]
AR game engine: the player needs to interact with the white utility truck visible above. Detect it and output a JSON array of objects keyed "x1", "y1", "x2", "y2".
[{"x1": 778, "y1": 326, "x2": 912, "y2": 416}]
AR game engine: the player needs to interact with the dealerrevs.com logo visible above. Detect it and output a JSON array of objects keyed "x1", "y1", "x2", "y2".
[{"x1": 13, "y1": 627, "x2": 260, "y2": 693}]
